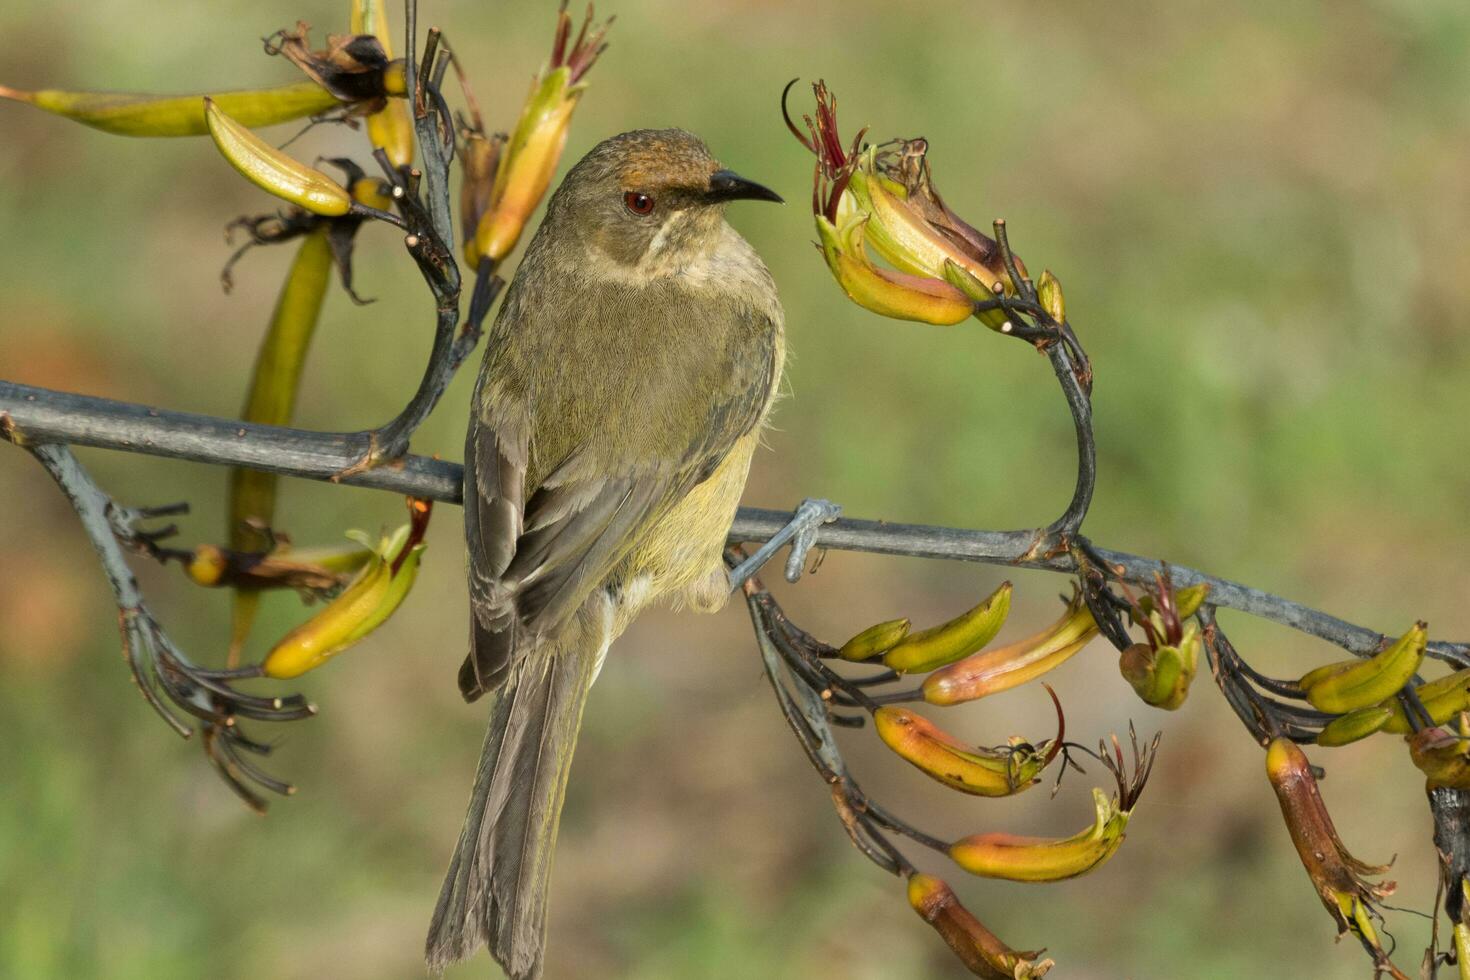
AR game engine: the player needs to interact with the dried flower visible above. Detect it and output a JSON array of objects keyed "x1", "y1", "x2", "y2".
[
  {"x1": 1264, "y1": 737, "x2": 1406, "y2": 978},
  {"x1": 907, "y1": 873, "x2": 1054, "y2": 979}
]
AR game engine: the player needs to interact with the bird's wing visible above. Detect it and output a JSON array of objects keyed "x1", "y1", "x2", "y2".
[{"x1": 460, "y1": 305, "x2": 778, "y2": 702}]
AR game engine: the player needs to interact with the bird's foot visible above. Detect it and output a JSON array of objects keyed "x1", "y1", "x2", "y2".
[{"x1": 728, "y1": 497, "x2": 841, "y2": 590}]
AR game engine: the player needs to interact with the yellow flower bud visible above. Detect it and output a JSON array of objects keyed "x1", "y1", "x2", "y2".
[
  {"x1": 950, "y1": 729, "x2": 1158, "y2": 883},
  {"x1": 185, "y1": 544, "x2": 231, "y2": 587},
  {"x1": 1297, "y1": 622, "x2": 1427, "y2": 715},
  {"x1": 382, "y1": 60, "x2": 407, "y2": 97},
  {"x1": 262, "y1": 554, "x2": 393, "y2": 679},
  {"x1": 814, "y1": 214, "x2": 974, "y2": 326},
  {"x1": 261, "y1": 499, "x2": 431, "y2": 678},
  {"x1": 950, "y1": 787, "x2": 1129, "y2": 882},
  {"x1": 205, "y1": 99, "x2": 353, "y2": 216},
  {"x1": 473, "y1": 76, "x2": 576, "y2": 263},
  {"x1": 0, "y1": 81, "x2": 338, "y2": 137},
  {"x1": 1315, "y1": 704, "x2": 1393, "y2": 747},
  {"x1": 349, "y1": 176, "x2": 395, "y2": 212},
  {"x1": 882, "y1": 582, "x2": 1011, "y2": 674},
  {"x1": 1036, "y1": 269, "x2": 1065, "y2": 324},
  {"x1": 351, "y1": 0, "x2": 414, "y2": 167},
  {"x1": 836, "y1": 617, "x2": 910, "y2": 662},
  {"x1": 1381, "y1": 667, "x2": 1470, "y2": 733}
]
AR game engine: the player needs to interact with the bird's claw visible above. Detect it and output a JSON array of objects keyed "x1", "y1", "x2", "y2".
[
  {"x1": 784, "y1": 498, "x2": 841, "y2": 582},
  {"x1": 728, "y1": 497, "x2": 841, "y2": 590}
]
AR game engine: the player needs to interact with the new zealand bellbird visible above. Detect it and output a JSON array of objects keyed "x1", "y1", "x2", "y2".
[{"x1": 427, "y1": 129, "x2": 785, "y2": 979}]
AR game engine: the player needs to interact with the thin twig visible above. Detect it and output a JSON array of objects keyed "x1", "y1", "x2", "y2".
[
  {"x1": 329, "y1": 0, "x2": 470, "y2": 474},
  {"x1": 1040, "y1": 337, "x2": 1095, "y2": 540},
  {"x1": 24, "y1": 444, "x2": 308, "y2": 807}
]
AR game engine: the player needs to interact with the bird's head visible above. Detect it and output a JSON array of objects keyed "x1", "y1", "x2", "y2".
[{"x1": 546, "y1": 128, "x2": 782, "y2": 273}]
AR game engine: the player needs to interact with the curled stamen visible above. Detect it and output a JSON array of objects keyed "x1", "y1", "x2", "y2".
[{"x1": 781, "y1": 78, "x2": 815, "y2": 153}]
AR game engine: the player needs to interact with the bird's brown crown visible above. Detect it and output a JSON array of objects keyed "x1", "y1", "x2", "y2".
[{"x1": 577, "y1": 128, "x2": 720, "y2": 195}]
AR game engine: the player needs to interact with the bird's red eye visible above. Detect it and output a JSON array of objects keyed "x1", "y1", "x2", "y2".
[{"x1": 623, "y1": 191, "x2": 655, "y2": 216}]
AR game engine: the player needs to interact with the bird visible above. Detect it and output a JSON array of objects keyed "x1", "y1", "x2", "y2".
[{"x1": 427, "y1": 128, "x2": 787, "y2": 979}]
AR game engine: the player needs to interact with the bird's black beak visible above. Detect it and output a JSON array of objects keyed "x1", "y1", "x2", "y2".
[{"x1": 707, "y1": 169, "x2": 784, "y2": 204}]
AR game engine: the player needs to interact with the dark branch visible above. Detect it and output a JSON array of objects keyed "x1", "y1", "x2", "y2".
[
  {"x1": 5, "y1": 378, "x2": 1465, "y2": 668},
  {"x1": 1432, "y1": 787, "x2": 1470, "y2": 924},
  {"x1": 1041, "y1": 337, "x2": 1095, "y2": 540},
  {"x1": 1, "y1": 380, "x2": 460, "y2": 499}
]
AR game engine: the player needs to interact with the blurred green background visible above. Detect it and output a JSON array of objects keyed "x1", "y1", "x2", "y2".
[{"x1": 3, "y1": 0, "x2": 1470, "y2": 976}]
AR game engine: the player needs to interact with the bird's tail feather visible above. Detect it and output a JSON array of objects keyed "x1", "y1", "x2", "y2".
[{"x1": 426, "y1": 642, "x2": 595, "y2": 979}]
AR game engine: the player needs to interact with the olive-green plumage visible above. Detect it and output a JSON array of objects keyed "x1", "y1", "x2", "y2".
[{"x1": 427, "y1": 129, "x2": 785, "y2": 979}]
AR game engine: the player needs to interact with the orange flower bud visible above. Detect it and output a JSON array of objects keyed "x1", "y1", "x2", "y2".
[
  {"x1": 922, "y1": 589, "x2": 1096, "y2": 706},
  {"x1": 469, "y1": 3, "x2": 609, "y2": 264},
  {"x1": 874, "y1": 686, "x2": 1063, "y2": 798},
  {"x1": 906, "y1": 874, "x2": 1053, "y2": 979},
  {"x1": 1264, "y1": 738, "x2": 1406, "y2": 978}
]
